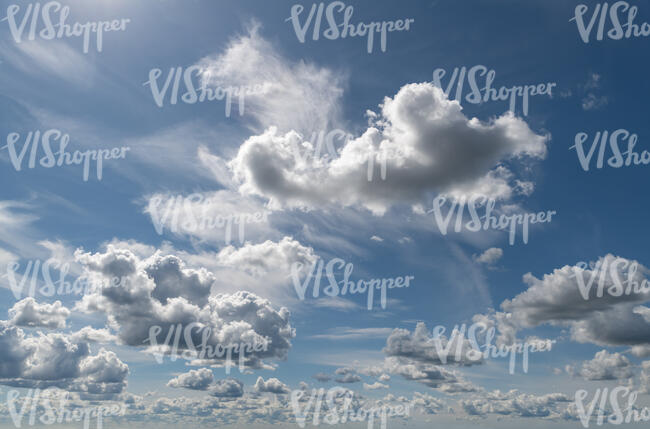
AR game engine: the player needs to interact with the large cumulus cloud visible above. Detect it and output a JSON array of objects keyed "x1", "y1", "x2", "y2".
[
  {"x1": 0, "y1": 321, "x2": 128, "y2": 396},
  {"x1": 221, "y1": 82, "x2": 547, "y2": 214},
  {"x1": 72, "y1": 244, "x2": 295, "y2": 370}
]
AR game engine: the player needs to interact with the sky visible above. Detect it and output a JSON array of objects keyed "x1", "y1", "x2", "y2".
[{"x1": 1, "y1": 0, "x2": 650, "y2": 428}]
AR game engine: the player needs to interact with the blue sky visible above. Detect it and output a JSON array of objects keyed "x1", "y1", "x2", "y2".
[{"x1": 1, "y1": 0, "x2": 650, "y2": 428}]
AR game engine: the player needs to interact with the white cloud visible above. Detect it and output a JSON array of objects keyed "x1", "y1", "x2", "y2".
[
  {"x1": 254, "y1": 376, "x2": 289, "y2": 394},
  {"x1": 0, "y1": 322, "x2": 128, "y2": 396},
  {"x1": 363, "y1": 381, "x2": 388, "y2": 390},
  {"x1": 195, "y1": 23, "x2": 345, "y2": 135},
  {"x1": 8, "y1": 298, "x2": 70, "y2": 329},
  {"x1": 167, "y1": 368, "x2": 214, "y2": 390},
  {"x1": 473, "y1": 247, "x2": 503, "y2": 265},
  {"x1": 73, "y1": 243, "x2": 295, "y2": 370},
  {"x1": 569, "y1": 350, "x2": 633, "y2": 381},
  {"x1": 0, "y1": 40, "x2": 96, "y2": 86},
  {"x1": 216, "y1": 82, "x2": 547, "y2": 215}
]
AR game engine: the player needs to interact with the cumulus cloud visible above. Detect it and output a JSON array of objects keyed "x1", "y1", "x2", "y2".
[
  {"x1": 383, "y1": 322, "x2": 483, "y2": 366},
  {"x1": 379, "y1": 323, "x2": 486, "y2": 392},
  {"x1": 0, "y1": 322, "x2": 128, "y2": 396},
  {"x1": 8, "y1": 298, "x2": 70, "y2": 329},
  {"x1": 72, "y1": 244, "x2": 295, "y2": 370},
  {"x1": 215, "y1": 237, "x2": 316, "y2": 277},
  {"x1": 70, "y1": 326, "x2": 118, "y2": 344},
  {"x1": 167, "y1": 368, "x2": 214, "y2": 390},
  {"x1": 382, "y1": 356, "x2": 478, "y2": 392},
  {"x1": 208, "y1": 378, "x2": 244, "y2": 398},
  {"x1": 219, "y1": 82, "x2": 547, "y2": 214},
  {"x1": 569, "y1": 350, "x2": 633, "y2": 381},
  {"x1": 334, "y1": 367, "x2": 362, "y2": 384},
  {"x1": 460, "y1": 389, "x2": 571, "y2": 419},
  {"x1": 500, "y1": 254, "x2": 650, "y2": 346},
  {"x1": 254, "y1": 376, "x2": 290, "y2": 394}
]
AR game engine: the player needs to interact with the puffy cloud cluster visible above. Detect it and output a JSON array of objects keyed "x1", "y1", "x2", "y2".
[
  {"x1": 568, "y1": 350, "x2": 634, "y2": 381},
  {"x1": 72, "y1": 244, "x2": 295, "y2": 370},
  {"x1": 459, "y1": 390, "x2": 571, "y2": 419},
  {"x1": 208, "y1": 378, "x2": 245, "y2": 398},
  {"x1": 219, "y1": 82, "x2": 547, "y2": 215},
  {"x1": 382, "y1": 357, "x2": 479, "y2": 393},
  {"x1": 379, "y1": 323, "x2": 483, "y2": 392},
  {"x1": 254, "y1": 376, "x2": 289, "y2": 394},
  {"x1": 334, "y1": 367, "x2": 362, "y2": 384},
  {"x1": 167, "y1": 368, "x2": 214, "y2": 390},
  {"x1": 0, "y1": 321, "x2": 128, "y2": 397},
  {"x1": 8, "y1": 297, "x2": 70, "y2": 329}
]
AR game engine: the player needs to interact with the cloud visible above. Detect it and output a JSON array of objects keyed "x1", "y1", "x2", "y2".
[
  {"x1": 363, "y1": 382, "x2": 388, "y2": 390},
  {"x1": 312, "y1": 372, "x2": 332, "y2": 382},
  {"x1": 473, "y1": 248, "x2": 503, "y2": 265},
  {"x1": 218, "y1": 82, "x2": 547, "y2": 215},
  {"x1": 215, "y1": 237, "x2": 316, "y2": 277},
  {"x1": 308, "y1": 296, "x2": 359, "y2": 312},
  {"x1": 569, "y1": 350, "x2": 633, "y2": 381},
  {"x1": 459, "y1": 389, "x2": 571, "y2": 419},
  {"x1": 580, "y1": 73, "x2": 608, "y2": 111},
  {"x1": 73, "y1": 243, "x2": 295, "y2": 370},
  {"x1": 581, "y1": 93, "x2": 608, "y2": 110},
  {"x1": 311, "y1": 327, "x2": 394, "y2": 340},
  {"x1": 383, "y1": 356, "x2": 479, "y2": 392},
  {"x1": 8, "y1": 298, "x2": 70, "y2": 329},
  {"x1": 143, "y1": 190, "x2": 275, "y2": 245},
  {"x1": 208, "y1": 378, "x2": 244, "y2": 398},
  {"x1": 167, "y1": 368, "x2": 214, "y2": 390},
  {"x1": 334, "y1": 367, "x2": 362, "y2": 383},
  {"x1": 69, "y1": 326, "x2": 118, "y2": 344},
  {"x1": 500, "y1": 254, "x2": 650, "y2": 346},
  {"x1": 370, "y1": 236, "x2": 384, "y2": 242},
  {"x1": 195, "y1": 23, "x2": 344, "y2": 135},
  {"x1": 383, "y1": 322, "x2": 483, "y2": 366},
  {"x1": 0, "y1": 322, "x2": 128, "y2": 396},
  {"x1": 254, "y1": 376, "x2": 290, "y2": 394},
  {"x1": 0, "y1": 40, "x2": 96, "y2": 87}
]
